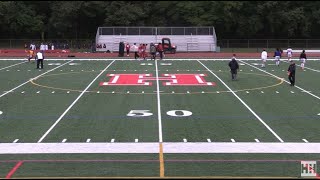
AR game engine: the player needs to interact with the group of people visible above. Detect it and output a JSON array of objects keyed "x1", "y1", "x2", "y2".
[
  {"x1": 124, "y1": 42, "x2": 164, "y2": 60},
  {"x1": 229, "y1": 47, "x2": 306, "y2": 86},
  {"x1": 260, "y1": 47, "x2": 307, "y2": 70}
]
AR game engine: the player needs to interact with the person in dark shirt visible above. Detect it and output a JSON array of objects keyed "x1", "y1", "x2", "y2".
[
  {"x1": 274, "y1": 48, "x2": 282, "y2": 66},
  {"x1": 287, "y1": 60, "x2": 296, "y2": 86},
  {"x1": 299, "y1": 50, "x2": 307, "y2": 70},
  {"x1": 228, "y1": 54, "x2": 239, "y2": 80}
]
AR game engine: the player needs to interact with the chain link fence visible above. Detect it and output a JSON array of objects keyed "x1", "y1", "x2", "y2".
[
  {"x1": 0, "y1": 39, "x2": 95, "y2": 51},
  {"x1": 217, "y1": 39, "x2": 320, "y2": 49}
]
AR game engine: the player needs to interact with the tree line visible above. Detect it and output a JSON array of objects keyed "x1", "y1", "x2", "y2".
[{"x1": 0, "y1": 1, "x2": 319, "y2": 39}]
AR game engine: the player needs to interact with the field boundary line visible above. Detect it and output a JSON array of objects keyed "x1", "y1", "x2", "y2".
[
  {"x1": 0, "y1": 58, "x2": 319, "y2": 61},
  {"x1": 37, "y1": 60, "x2": 115, "y2": 143},
  {"x1": 0, "y1": 60, "x2": 74, "y2": 99},
  {"x1": 197, "y1": 60, "x2": 284, "y2": 142},
  {"x1": 1, "y1": 142, "x2": 320, "y2": 153},
  {"x1": 240, "y1": 60, "x2": 320, "y2": 101},
  {"x1": 0, "y1": 61, "x2": 27, "y2": 71}
]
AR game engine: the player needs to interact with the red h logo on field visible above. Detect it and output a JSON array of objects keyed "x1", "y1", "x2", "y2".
[
  {"x1": 163, "y1": 74, "x2": 215, "y2": 86},
  {"x1": 99, "y1": 74, "x2": 215, "y2": 86},
  {"x1": 99, "y1": 74, "x2": 152, "y2": 86}
]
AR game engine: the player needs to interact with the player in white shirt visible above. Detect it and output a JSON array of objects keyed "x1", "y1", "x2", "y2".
[
  {"x1": 261, "y1": 49, "x2": 268, "y2": 68},
  {"x1": 287, "y1": 46, "x2": 293, "y2": 61},
  {"x1": 30, "y1": 43, "x2": 36, "y2": 50}
]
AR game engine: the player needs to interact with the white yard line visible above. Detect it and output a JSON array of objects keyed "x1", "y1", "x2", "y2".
[
  {"x1": 197, "y1": 60, "x2": 284, "y2": 142},
  {"x1": 0, "y1": 60, "x2": 74, "y2": 99},
  {"x1": 0, "y1": 58, "x2": 310, "y2": 63},
  {"x1": 155, "y1": 60, "x2": 163, "y2": 143},
  {"x1": 1, "y1": 142, "x2": 320, "y2": 153},
  {"x1": 0, "y1": 61, "x2": 27, "y2": 71},
  {"x1": 37, "y1": 60, "x2": 115, "y2": 143},
  {"x1": 240, "y1": 60, "x2": 320, "y2": 101}
]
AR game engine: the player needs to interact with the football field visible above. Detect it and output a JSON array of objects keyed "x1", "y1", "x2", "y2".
[{"x1": 0, "y1": 58, "x2": 319, "y2": 178}]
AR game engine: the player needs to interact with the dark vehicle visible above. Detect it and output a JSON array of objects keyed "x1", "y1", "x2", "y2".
[{"x1": 162, "y1": 38, "x2": 177, "y2": 54}]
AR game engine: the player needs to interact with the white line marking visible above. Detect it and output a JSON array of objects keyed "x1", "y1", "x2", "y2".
[
  {"x1": 37, "y1": 60, "x2": 115, "y2": 143},
  {"x1": 195, "y1": 75, "x2": 204, "y2": 83},
  {"x1": 302, "y1": 139, "x2": 309, "y2": 143},
  {"x1": 0, "y1": 61, "x2": 27, "y2": 71},
  {"x1": 240, "y1": 60, "x2": 320, "y2": 101},
  {"x1": 135, "y1": 139, "x2": 138, "y2": 142},
  {"x1": 231, "y1": 139, "x2": 236, "y2": 142},
  {"x1": 183, "y1": 138, "x2": 187, "y2": 142},
  {"x1": 207, "y1": 139, "x2": 211, "y2": 142},
  {"x1": 0, "y1": 60, "x2": 74, "y2": 99},
  {"x1": 198, "y1": 60, "x2": 284, "y2": 142},
  {"x1": 155, "y1": 60, "x2": 163, "y2": 143},
  {"x1": 62, "y1": 139, "x2": 67, "y2": 143},
  {"x1": 255, "y1": 139, "x2": 260, "y2": 142},
  {"x1": 86, "y1": 139, "x2": 91, "y2": 143},
  {"x1": 111, "y1": 139, "x2": 115, "y2": 143},
  {"x1": 111, "y1": 75, "x2": 120, "y2": 83},
  {"x1": 13, "y1": 139, "x2": 19, "y2": 143},
  {"x1": 3, "y1": 142, "x2": 320, "y2": 153}
]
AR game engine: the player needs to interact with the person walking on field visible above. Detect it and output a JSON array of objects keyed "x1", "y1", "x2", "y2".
[
  {"x1": 36, "y1": 50, "x2": 44, "y2": 69},
  {"x1": 261, "y1": 49, "x2": 268, "y2": 68},
  {"x1": 287, "y1": 46, "x2": 293, "y2": 61},
  {"x1": 274, "y1": 48, "x2": 281, "y2": 66},
  {"x1": 287, "y1": 60, "x2": 296, "y2": 86},
  {"x1": 157, "y1": 43, "x2": 164, "y2": 60},
  {"x1": 228, "y1": 54, "x2": 239, "y2": 80},
  {"x1": 125, "y1": 43, "x2": 130, "y2": 56},
  {"x1": 299, "y1": 50, "x2": 307, "y2": 70},
  {"x1": 150, "y1": 43, "x2": 157, "y2": 60}
]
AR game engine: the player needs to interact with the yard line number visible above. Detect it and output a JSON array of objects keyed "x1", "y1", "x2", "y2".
[{"x1": 127, "y1": 110, "x2": 192, "y2": 117}]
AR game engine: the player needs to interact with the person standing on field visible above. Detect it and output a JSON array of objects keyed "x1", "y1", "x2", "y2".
[
  {"x1": 36, "y1": 50, "x2": 44, "y2": 69},
  {"x1": 287, "y1": 60, "x2": 296, "y2": 86},
  {"x1": 228, "y1": 54, "x2": 239, "y2": 80},
  {"x1": 261, "y1": 49, "x2": 268, "y2": 68},
  {"x1": 299, "y1": 50, "x2": 307, "y2": 70}
]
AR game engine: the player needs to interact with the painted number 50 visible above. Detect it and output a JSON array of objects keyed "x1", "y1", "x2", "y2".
[{"x1": 127, "y1": 110, "x2": 192, "y2": 117}]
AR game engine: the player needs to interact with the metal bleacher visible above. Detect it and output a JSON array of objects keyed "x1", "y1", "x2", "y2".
[{"x1": 95, "y1": 27, "x2": 217, "y2": 52}]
